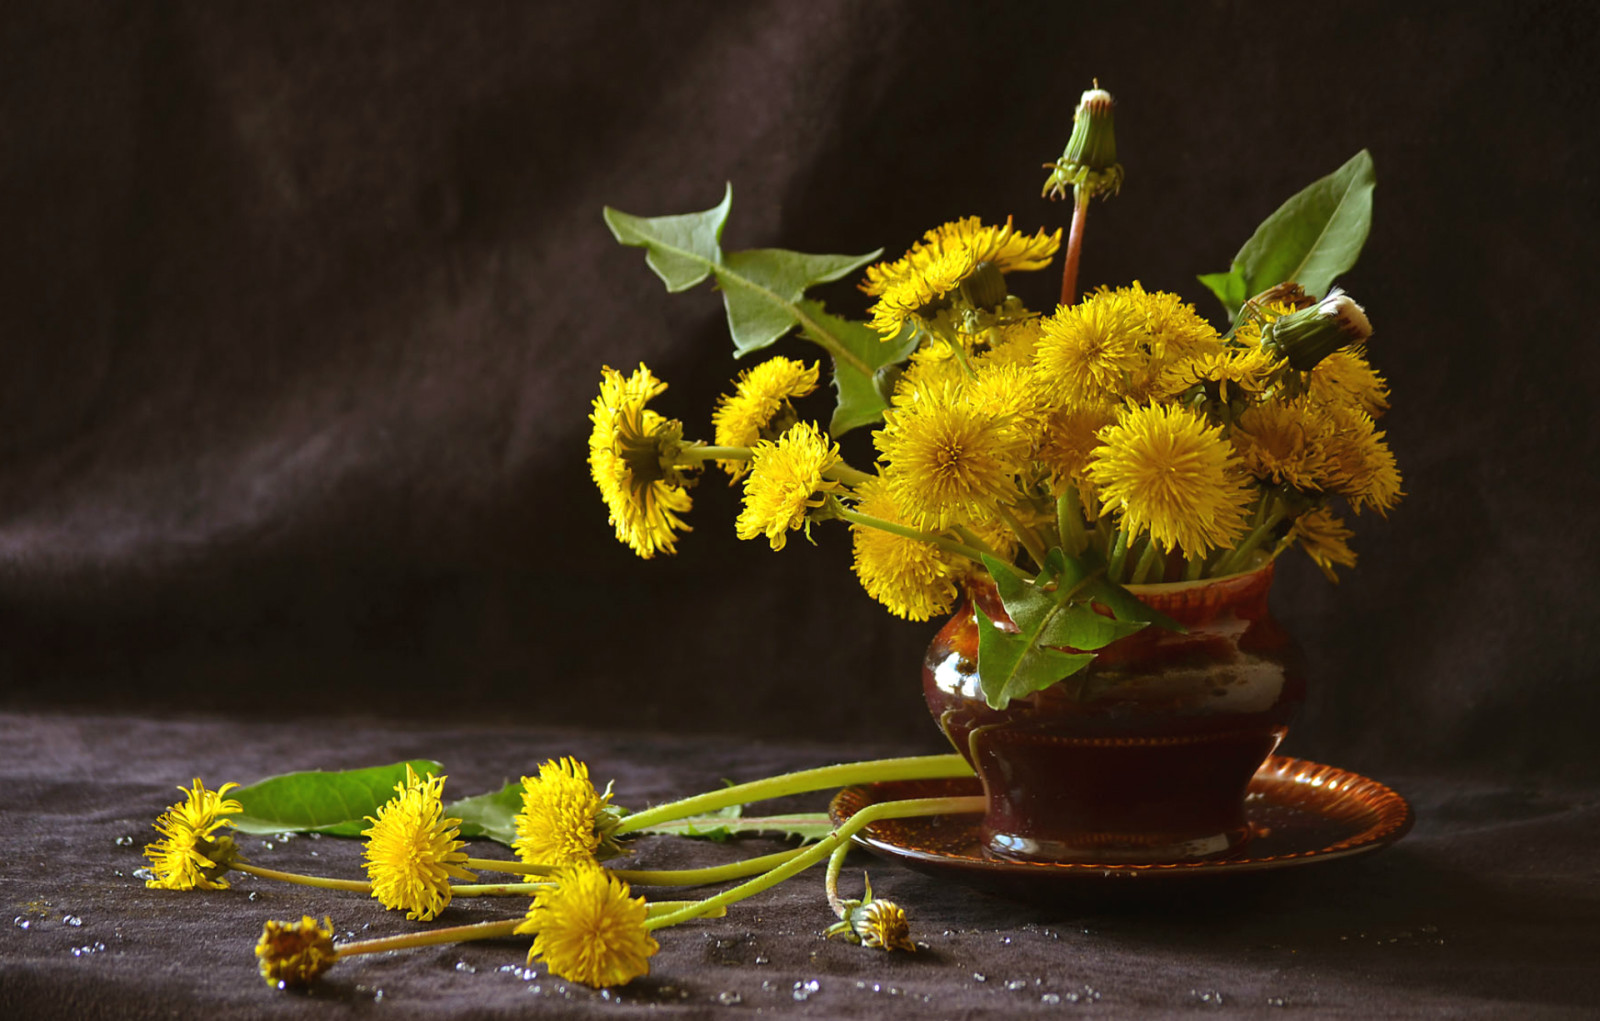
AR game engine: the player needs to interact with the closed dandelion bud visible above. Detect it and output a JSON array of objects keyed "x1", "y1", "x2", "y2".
[
  {"x1": 1262, "y1": 290, "x2": 1372, "y2": 371},
  {"x1": 257, "y1": 916, "x2": 337, "y2": 988},
  {"x1": 960, "y1": 260, "x2": 1008, "y2": 311},
  {"x1": 1064, "y1": 87, "x2": 1117, "y2": 171}
]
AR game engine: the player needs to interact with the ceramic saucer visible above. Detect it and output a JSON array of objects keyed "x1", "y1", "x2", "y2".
[{"x1": 829, "y1": 756, "x2": 1412, "y2": 892}]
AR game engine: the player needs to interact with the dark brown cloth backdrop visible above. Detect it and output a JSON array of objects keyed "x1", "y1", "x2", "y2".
[{"x1": 2, "y1": 1, "x2": 1598, "y2": 1017}]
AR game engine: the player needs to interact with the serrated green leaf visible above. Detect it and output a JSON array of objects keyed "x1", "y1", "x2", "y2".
[
  {"x1": 445, "y1": 780, "x2": 523, "y2": 846},
  {"x1": 721, "y1": 249, "x2": 882, "y2": 356},
  {"x1": 975, "y1": 602, "x2": 1096, "y2": 710},
  {"x1": 633, "y1": 812, "x2": 833, "y2": 844},
  {"x1": 228, "y1": 760, "x2": 443, "y2": 836},
  {"x1": 1227, "y1": 149, "x2": 1375, "y2": 305},
  {"x1": 797, "y1": 300, "x2": 917, "y2": 436},
  {"x1": 1197, "y1": 269, "x2": 1249, "y2": 320},
  {"x1": 603, "y1": 184, "x2": 732, "y2": 292}
]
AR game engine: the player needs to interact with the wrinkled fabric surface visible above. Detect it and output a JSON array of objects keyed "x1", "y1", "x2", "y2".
[{"x1": 2, "y1": 712, "x2": 1597, "y2": 1019}]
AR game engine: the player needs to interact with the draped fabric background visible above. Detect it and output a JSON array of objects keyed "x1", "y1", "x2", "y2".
[{"x1": 2, "y1": 0, "x2": 1597, "y2": 774}]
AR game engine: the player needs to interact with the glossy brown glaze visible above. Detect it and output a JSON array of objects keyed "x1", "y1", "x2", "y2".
[
  {"x1": 923, "y1": 563, "x2": 1305, "y2": 863},
  {"x1": 828, "y1": 758, "x2": 1413, "y2": 896}
]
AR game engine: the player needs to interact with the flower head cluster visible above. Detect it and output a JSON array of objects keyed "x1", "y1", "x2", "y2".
[
  {"x1": 143, "y1": 778, "x2": 243, "y2": 891},
  {"x1": 712, "y1": 357, "x2": 820, "y2": 478},
  {"x1": 735, "y1": 421, "x2": 844, "y2": 550},
  {"x1": 517, "y1": 864, "x2": 659, "y2": 988},
  {"x1": 361, "y1": 765, "x2": 476, "y2": 921},
  {"x1": 589, "y1": 364, "x2": 696, "y2": 559},
  {"x1": 256, "y1": 916, "x2": 337, "y2": 988},
  {"x1": 514, "y1": 758, "x2": 626, "y2": 869}
]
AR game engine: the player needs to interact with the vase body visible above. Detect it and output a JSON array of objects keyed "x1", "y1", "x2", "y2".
[{"x1": 923, "y1": 563, "x2": 1304, "y2": 863}]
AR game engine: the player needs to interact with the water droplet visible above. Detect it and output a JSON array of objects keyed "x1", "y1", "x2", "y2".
[
  {"x1": 1005, "y1": 979, "x2": 1027, "y2": 990},
  {"x1": 1000, "y1": 936, "x2": 1012, "y2": 945},
  {"x1": 600, "y1": 990, "x2": 614, "y2": 1001},
  {"x1": 13, "y1": 918, "x2": 31, "y2": 931},
  {"x1": 132, "y1": 868, "x2": 155, "y2": 882},
  {"x1": 454, "y1": 960, "x2": 476, "y2": 974},
  {"x1": 261, "y1": 842, "x2": 275, "y2": 851},
  {"x1": 274, "y1": 832, "x2": 295, "y2": 842},
  {"x1": 1063, "y1": 991, "x2": 1081, "y2": 1003},
  {"x1": 528, "y1": 984, "x2": 542, "y2": 995},
  {"x1": 855, "y1": 981, "x2": 867, "y2": 989},
  {"x1": 717, "y1": 991, "x2": 743, "y2": 1006},
  {"x1": 113, "y1": 836, "x2": 134, "y2": 847},
  {"x1": 792, "y1": 979, "x2": 820, "y2": 1002},
  {"x1": 373, "y1": 989, "x2": 384, "y2": 1002},
  {"x1": 62, "y1": 915, "x2": 83, "y2": 927},
  {"x1": 972, "y1": 972, "x2": 987, "y2": 982},
  {"x1": 1267, "y1": 996, "x2": 1288, "y2": 1007},
  {"x1": 247, "y1": 892, "x2": 258, "y2": 902},
  {"x1": 1041, "y1": 993, "x2": 1061, "y2": 1004},
  {"x1": 754, "y1": 954, "x2": 769, "y2": 965},
  {"x1": 1193, "y1": 989, "x2": 1225, "y2": 1005}
]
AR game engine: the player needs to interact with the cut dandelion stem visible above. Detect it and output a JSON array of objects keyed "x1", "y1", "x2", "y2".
[
  {"x1": 465, "y1": 847, "x2": 810, "y2": 887},
  {"x1": 641, "y1": 795, "x2": 985, "y2": 932},
  {"x1": 614, "y1": 756, "x2": 973, "y2": 835}
]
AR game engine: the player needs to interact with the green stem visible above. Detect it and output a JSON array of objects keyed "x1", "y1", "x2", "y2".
[
  {"x1": 614, "y1": 755, "x2": 973, "y2": 836},
  {"x1": 995, "y1": 503, "x2": 1048, "y2": 569},
  {"x1": 1056, "y1": 486, "x2": 1087, "y2": 556},
  {"x1": 1217, "y1": 497, "x2": 1286, "y2": 576},
  {"x1": 952, "y1": 524, "x2": 1007, "y2": 565},
  {"x1": 830, "y1": 502, "x2": 990, "y2": 564},
  {"x1": 1107, "y1": 529, "x2": 1129, "y2": 581},
  {"x1": 1184, "y1": 552, "x2": 1206, "y2": 581},
  {"x1": 824, "y1": 841, "x2": 852, "y2": 919},
  {"x1": 234, "y1": 862, "x2": 371, "y2": 893},
  {"x1": 1130, "y1": 540, "x2": 1163, "y2": 585},
  {"x1": 462, "y1": 858, "x2": 557, "y2": 877},
  {"x1": 824, "y1": 463, "x2": 877, "y2": 487},
  {"x1": 678, "y1": 444, "x2": 752, "y2": 463},
  {"x1": 452, "y1": 882, "x2": 549, "y2": 897},
  {"x1": 1059, "y1": 192, "x2": 1090, "y2": 307},
  {"x1": 333, "y1": 919, "x2": 522, "y2": 960},
  {"x1": 642, "y1": 796, "x2": 986, "y2": 932},
  {"x1": 610, "y1": 848, "x2": 808, "y2": 887}
]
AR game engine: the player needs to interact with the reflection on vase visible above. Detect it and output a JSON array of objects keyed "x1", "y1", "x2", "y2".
[{"x1": 923, "y1": 563, "x2": 1305, "y2": 863}]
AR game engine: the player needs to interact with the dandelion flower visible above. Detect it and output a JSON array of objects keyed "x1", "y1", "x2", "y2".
[
  {"x1": 143, "y1": 778, "x2": 243, "y2": 891},
  {"x1": 1036, "y1": 403, "x2": 1116, "y2": 494},
  {"x1": 735, "y1": 422, "x2": 844, "y2": 551},
  {"x1": 861, "y1": 216, "x2": 1060, "y2": 296},
  {"x1": 873, "y1": 384, "x2": 1028, "y2": 530},
  {"x1": 868, "y1": 247, "x2": 977, "y2": 337},
  {"x1": 588, "y1": 364, "x2": 694, "y2": 559},
  {"x1": 1114, "y1": 282, "x2": 1222, "y2": 361},
  {"x1": 1290, "y1": 506, "x2": 1358, "y2": 582},
  {"x1": 257, "y1": 915, "x2": 337, "y2": 988},
  {"x1": 1231, "y1": 400, "x2": 1331, "y2": 490},
  {"x1": 825, "y1": 877, "x2": 916, "y2": 953},
  {"x1": 1033, "y1": 294, "x2": 1145, "y2": 406},
  {"x1": 1154, "y1": 345, "x2": 1279, "y2": 403},
  {"x1": 1310, "y1": 348, "x2": 1390, "y2": 417},
  {"x1": 711, "y1": 357, "x2": 821, "y2": 478},
  {"x1": 514, "y1": 758, "x2": 626, "y2": 869},
  {"x1": 361, "y1": 765, "x2": 475, "y2": 921},
  {"x1": 517, "y1": 864, "x2": 659, "y2": 988},
  {"x1": 849, "y1": 479, "x2": 961, "y2": 621},
  {"x1": 1087, "y1": 403, "x2": 1254, "y2": 557},
  {"x1": 1319, "y1": 407, "x2": 1403, "y2": 515}
]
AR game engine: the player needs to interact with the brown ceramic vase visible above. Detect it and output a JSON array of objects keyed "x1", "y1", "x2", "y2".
[{"x1": 922, "y1": 562, "x2": 1305, "y2": 864}]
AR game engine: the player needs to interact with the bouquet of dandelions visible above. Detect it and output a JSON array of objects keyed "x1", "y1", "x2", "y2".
[
  {"x1": 137, "y1": 86, "x2": 1401, "y2": 998},
  {"x1": 592, "y1": 85, "x2": 1399, "y2": 709}
]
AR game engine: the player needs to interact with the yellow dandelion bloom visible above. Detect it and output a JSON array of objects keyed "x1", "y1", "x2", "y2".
[
  {"x1": 873, "y1": 384, "x2": 1028, "y2": 530},
  {"x1": 1033, "y1": 294, "x2": 1145, "y2": 406},
  {"x1": 849, "y1": 479, "x2": 961, "y2": 621},
  {"x1": 361, "y1": 765, "x2": 475, "y2": 922},
  {"x1": 143, "y1": 778, "x2": 243, "y2": 891},
  {"x1": 1310, "y1": 347, "x2": 1391, "y2": 417},
  {"x1": 1291, "y1": 506, "x2": 1358, "y2": 582},
  {"x1": 980, "y1": 317, "x2": 1044, "y2": 370},
  {"x1": 257, "y1": 915, "x2": 337, "y2": 988},
  {"x1": 868, "y1": 247, "x2": 977, "y2": 337},
  {"x1": 1319, "y1": 407, "x2": 1403, "y2": 515},
  {"x1": 861, "y1": 216, "x2": 1060, "y2": 297},
  {"x1": 1113, "y1": 282, "x2": 1223, "y2": 360},
  {"x1": 1231, "y1": 400, "x2": 1332, "y2": 490},
  {"x1": 735, "y1": 422, "x2": 844, "y2": 551},
  {"x1": 517, "y1": 864, "x2": 659, "y2": 988},
  {"x1": 1154, "y1": 345, "x2": 1280, "y2": 403},
  {"x1": 892, "y1": 342, "x2": 968, "y2": 405},
  {"x1": 711, "y1": 357, "x2": 821, "y2": 478},
  {"x1": 967, "y1": 361, "x2": 1048, "y2": 440},
  {"x1": 514, "y1": 757, "x2": 625, "y2": 869},
  {"x1": 588, "y1": 364, "x2": 694, "y2": 559},
  {"x1": 1037, "y1": 403, "x2": 1117, "y2": 493},
  {"x1": 1087, "y1": 403, "x2": 1254, "y2": 557}
]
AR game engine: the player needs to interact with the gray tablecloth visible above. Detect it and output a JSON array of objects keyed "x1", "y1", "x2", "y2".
[{"x1": 2, "y1": 712, "x2": 1597, "y2": 1019}]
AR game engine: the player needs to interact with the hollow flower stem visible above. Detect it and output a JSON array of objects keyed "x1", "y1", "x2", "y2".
[
  {"x1": 465, "y1": 848, "x2": 810, "y2": 888},
  {"x1": 234, "y1": 862, "x2": 371, "y2": 894},
  {"x1": 1060, "y1": 193, "x2": 1090, "y2": 307},
  {"x1": 614, "y1": 756, "x2": 974, "y2": 836},
  {"x1": 642, "y1": 796, "x2": 986, "y2": 932}
]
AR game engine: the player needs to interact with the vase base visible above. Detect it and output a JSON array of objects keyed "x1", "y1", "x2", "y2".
[{"x1": 983, "y1": 824, "x2": 1249, "y2": 864}]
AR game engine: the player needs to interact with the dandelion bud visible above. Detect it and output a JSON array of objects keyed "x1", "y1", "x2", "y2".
[
  {"x1": 1262, "y1": 290, "x2": 1372, "y2": 371},
  {"x1": 1064, "y1": 87, "x2": 1117, "y2": 171},
  {"x1": 960, "y1": 260, "x2": 1008, "y2": 311}
]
